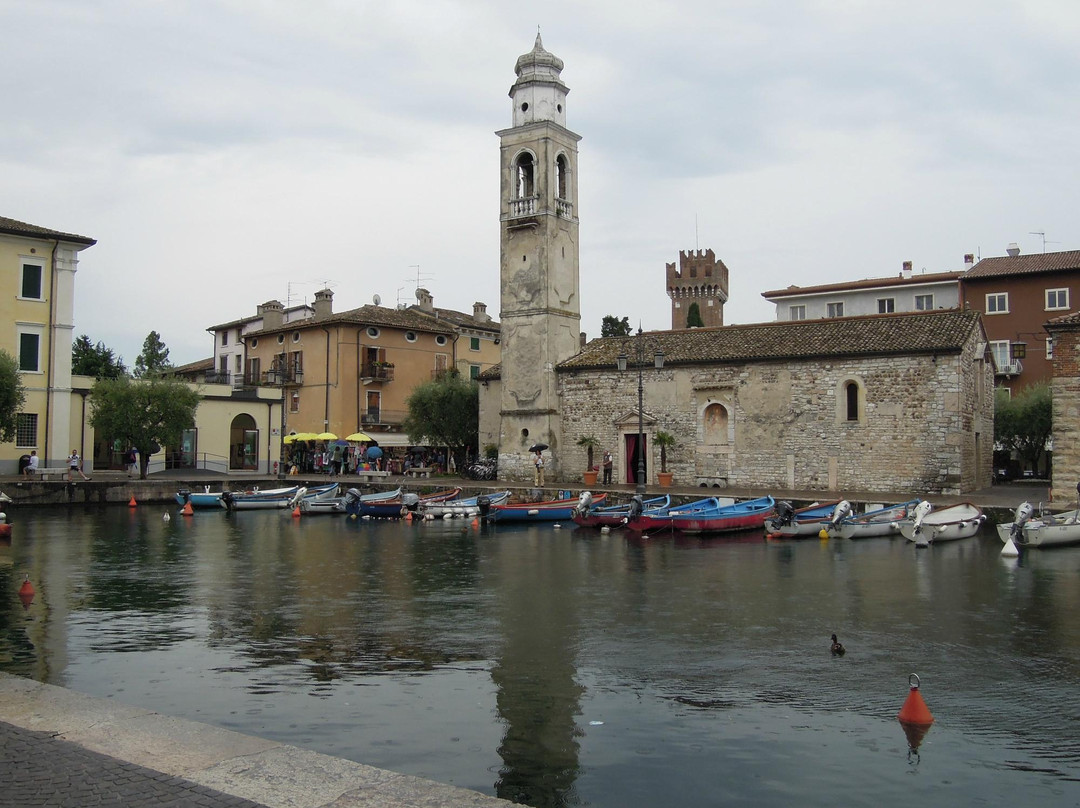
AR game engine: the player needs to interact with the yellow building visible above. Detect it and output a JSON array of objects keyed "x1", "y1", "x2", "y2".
[
  {"x1": 0, "y1": 216, "x2": 96, "y2": 473},
  {"x1": 235, "y1": 288, "x2": 500, "y2": 453}
]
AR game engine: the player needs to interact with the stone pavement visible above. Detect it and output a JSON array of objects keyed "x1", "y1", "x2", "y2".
[{"x1": 0, "y1": 674, "x2": 511, "y2": 808}]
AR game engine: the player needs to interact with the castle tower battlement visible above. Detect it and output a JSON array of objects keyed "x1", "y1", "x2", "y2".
[{"x1": 666, "y1": 248, "x2": 729, "y2": 328}]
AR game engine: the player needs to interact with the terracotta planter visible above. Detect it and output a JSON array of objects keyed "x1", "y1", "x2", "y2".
[
  {"x1": 657, "y1": 471, "x2": 674, "y2": 488},
  {"x1": 583, "y1": 470, "x2": 599, "y2": 486}
]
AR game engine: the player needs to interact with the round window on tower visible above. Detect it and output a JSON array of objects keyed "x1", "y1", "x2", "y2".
[
  {"x1": 521, "y1": 102, "x2": 529, "y2": 112},
  {"x1": 557, "y1": 104, "x2": 562, "y2": 113}
]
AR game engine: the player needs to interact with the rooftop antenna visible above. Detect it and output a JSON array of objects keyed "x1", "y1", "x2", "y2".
[
  {"x1": 695, "y1": 214, "x2": 699, "y2": 251},
  {"x1": 1029, "y1": 231, "x2": 1059, "y2": 253},
  {"x1": 407, "y1": 264, "x2": 433, "y2": 294},
  {"x1": 395, "y1": 286, "x2": 408, "y2": 308}
]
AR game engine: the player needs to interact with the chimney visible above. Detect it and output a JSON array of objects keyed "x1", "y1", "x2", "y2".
[
  {"x1": 415, "y1": 287, "x2": 434, "y2": 312},
  {"x1": 901, "y1": 261, "x2": 913, "y2": 279},
  {"x1": 963, "y1": 254, "x2": 975, "y2": 270},
  {"x1": 313, "y1": 288, "x2": 333, "y2": 319},
  {"x1": 473, "y1": 301, "x2": 490, "y2": 322},
  {"x1": 259, "y1": 300, "x2": 284, "y2": 330},
  {"x1": 579, "y1": 331, "x2": 587, "y2": 349},
  {"x1": 1007, "y1": 242, "x2": 1021, "y2": 257}
]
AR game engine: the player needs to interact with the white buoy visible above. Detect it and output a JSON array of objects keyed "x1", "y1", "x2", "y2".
[
  {"x1": 1001, "y1": 537, "x2": 1020, "y2": 557},
  {"x1": 163, "y1": 512, "x2": 171, "y2": 522},
  {"x1": 553, "y1": 523, "x2": 562, "y2": 529},
  {"x1": 600, "y1": 526, "x2": 611, "y2": 534}
]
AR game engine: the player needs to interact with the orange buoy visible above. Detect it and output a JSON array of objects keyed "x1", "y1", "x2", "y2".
[
  {"x1": 181, "y1": 501, "x2": 194, "y2": 516},
  {"x1": 128, "y1": 495, "x2": 137, "y2": 507},
  {"x1": 471, "y1": 518, "x2": 479, "y2": 528},
  {"x1": 898, "y1": 673, "x2": 934, "y2": 750},
  {"x1": 18, "y1": 575, "x2": 35, "y2": 609},
  {"x1": 292, "y1": 505, "x2": 302, "y2": 518},
  {"x1": 405, "y1": 511, "x2": 413, "y2": 522}
]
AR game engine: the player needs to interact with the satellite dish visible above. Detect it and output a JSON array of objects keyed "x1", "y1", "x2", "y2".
[{"x1": 372, "y1": 294, "x2": 382, "y2": 306}]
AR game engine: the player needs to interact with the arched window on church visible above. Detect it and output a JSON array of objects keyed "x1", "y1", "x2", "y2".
[
  {"x1": 703, "y1": 402, "x2": 729, "y2": 445},
  {"x1": 845, "y1": 381, "x2": 859, "y2": 421},
  {"x1": 515, "y1": 153, "x2": 535, "y2": 199},
  {"x1": 555, "y1": 154, "x2": 568, "y2": 199}
]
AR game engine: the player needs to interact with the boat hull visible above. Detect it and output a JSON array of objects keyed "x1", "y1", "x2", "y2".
[
  {"x1": 488, "y1": 494, "x2": 607, "y2": 523},
  {"x1": 899, "y1": 502, "x2": 984, "y2": 545},
  {"x1": 572, "y1": 495, "x2": 671, "y2": 529},
  {"x1": 626, "y1": 496, "x2": 775, "y2": 534},
  {"x1": 420, "y1": 491, "x2": 511, "y2": 519},
  {"x1": 997, "y1": 510, "x2": 1080, "y2": 548},
  {"x1": 174, "y1": 491, "x2": 226, "y2": 510},
  {"x1": 764, "y1": 501, "x2": 841, "y2": 538}
]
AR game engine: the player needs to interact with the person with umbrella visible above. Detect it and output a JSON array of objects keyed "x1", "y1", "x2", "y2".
[{"x1": 530, "y1": 443, "x2": 548, "y2": 487}]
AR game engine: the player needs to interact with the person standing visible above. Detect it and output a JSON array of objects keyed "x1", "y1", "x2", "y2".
[
  {"x1": 68, "y1": 449, "x2": 89, "y2": 481},
  {"x1": 602, "y1": 449, "x2": 613, "y2": 485},
  {"x1": 533, "y1": 450, "x2": 545, "y2": 487},
  {"x1": 125, "y1": 447, "x2": 138, "y2": 477}
]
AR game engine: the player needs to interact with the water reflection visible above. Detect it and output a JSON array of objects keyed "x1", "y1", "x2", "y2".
[{"x1": 3, "y1": 510, "x2": 1080, "y2": 806}]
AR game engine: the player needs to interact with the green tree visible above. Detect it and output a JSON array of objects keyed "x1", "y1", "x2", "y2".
[
  {"x1": 0, "y1": 349, "x2": 27, "y2": 443},
  {"x1": 577, "y1": 435, "x2": 600, "y2": 470},
  {"x1": 601, "y1": 315, "x2": 632, "y2": 338},
  {"x1": 995, "y1": 383, "x2": 1052, "y2": 476},
  {"x1": 402, "y1": 371, "x2": 478, "y2": 464},
  {"x1": 72, "y1": 334, "x2": 127, "y2": 379},
  {"x1": 133, "y1": 331, "x2": 172, "y2": 378},
  {"x1": 686, "y1": 303, "x2": 704, "y2": 328},
  {"x1": 88, "y1": 376, "x2": 200, "y2": 478}
]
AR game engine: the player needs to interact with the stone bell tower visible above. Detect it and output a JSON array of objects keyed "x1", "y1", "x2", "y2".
[{"x1": 495, "y1": 34, "x2": 582, "y2": 481}]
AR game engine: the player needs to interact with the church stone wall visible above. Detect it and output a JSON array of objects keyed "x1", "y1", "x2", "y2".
[{"x1": 558, "y1": 340, "x2": 993, "y2": 495}]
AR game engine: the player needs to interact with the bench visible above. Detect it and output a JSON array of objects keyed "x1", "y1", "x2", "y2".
[
  {"x1": 354, "y1": 470, "x2": 391, "y2": 482},
  {"x1": 35, "y1": 468, "x2": 73, "y2": 480},
  {"x1": 404, "y1": 467, "x2": 433, "y2": 478}
]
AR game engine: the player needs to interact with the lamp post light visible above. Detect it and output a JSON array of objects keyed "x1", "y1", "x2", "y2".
[{"x1": 617, "y1": 327, "x2": 665, "y2": 495}]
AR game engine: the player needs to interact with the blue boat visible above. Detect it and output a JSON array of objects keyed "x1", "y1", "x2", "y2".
[
  {"x1": 175, "y1": 486, "x2": 226, "y2": 510},
  {"x1": 626, "y1": 495, "x2": 776, "y2": 534},
  {"x1": 349, "y1": 488, "x2": 462, "y2": 519},
  {"x1": 486, "y1": 492, "x2": 608, "y2": 523}
]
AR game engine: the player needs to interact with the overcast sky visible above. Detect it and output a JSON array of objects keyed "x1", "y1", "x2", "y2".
[{"x1": 4, "y1": 0, "x2": 1079, "y2": 367}]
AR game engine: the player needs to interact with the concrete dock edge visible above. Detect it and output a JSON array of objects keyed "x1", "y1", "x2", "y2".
[{"x1": 0, "y1": 672, "x2": 512, "y2": 808}]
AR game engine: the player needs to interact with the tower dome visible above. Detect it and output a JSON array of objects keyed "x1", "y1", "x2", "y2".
[{"x1": 509, "y1": 33, "x2": 569, "y2": 128}]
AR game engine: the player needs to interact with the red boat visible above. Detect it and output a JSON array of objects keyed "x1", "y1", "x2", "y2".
[{"x1": 625, "y1": 496, "x2": 776, "y2": 535}]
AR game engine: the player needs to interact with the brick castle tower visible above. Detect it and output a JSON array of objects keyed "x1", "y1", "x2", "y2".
[{"x1": 666, "y1": 249, "x2": 729, "y2": 329}]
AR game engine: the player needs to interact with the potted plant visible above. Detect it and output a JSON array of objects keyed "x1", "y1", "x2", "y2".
[
  {"x1": 578, "y1": 435, "x2": 600, "y2": 485},
  {"x1": 655, "y1": 431, "x2": 676, "y2": 487}
]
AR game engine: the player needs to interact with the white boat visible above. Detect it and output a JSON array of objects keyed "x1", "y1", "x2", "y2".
[
  {"x1": 224, "y1": 482, "x2": 339, "y2": 511},
  {"x1": 996, "y1": 502, "x2": 1080, "y2": 549},
  {"x1": 825, "y1": 500, "x2": 918, "y2": 539},
  {"x1": 299, "y1": 486, "x2": 402, "y2": 515},
  {"x1": 899, "y1": 501, "x2": 984, "y2": 546},
  {"x1": 419, "y1": 490, "x2": 511, "y2": 519},
  {"x1": 764, "y1": 500, "x2": 843, "y2": 538}
]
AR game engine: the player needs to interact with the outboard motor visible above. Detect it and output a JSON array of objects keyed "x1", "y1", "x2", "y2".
[
  {"x1": 401, "y1": 493, "x2": 421, "y2": 513},
  {"x1": 774, "y1": 501, "x2": 795, "y2": 527},
  {"x1": 828, "y1": 500, "x2": 852, "y2": 529},
  {"x1": 343, "y1": 488, "x2": 363, "y2": 506},
  {"x1": 573, "y1": 491, "x2": 593, "y2": 517},
  {"x1": 178, "y1": 489, "x2": 191, "y2": 505},
  {"x1": 627, "y1": 495, "x2": 645, "y2": 520},
  {"x1": 911, "y1": 500, "x2": 933, "y2": 533},
  {"x1": 477, "y1": 495, "x2": 492, "y2": 520},
  {"x1": 1010, "y1": 501, "x2": 1034, "y2": 544},
  {"x1": 222, "y1": 491, "x2": 235, "y2": 511}
]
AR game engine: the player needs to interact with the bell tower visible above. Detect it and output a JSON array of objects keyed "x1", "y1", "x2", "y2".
[{"x1": 496, "y1": 34, "x2": 581, "y2": 481}]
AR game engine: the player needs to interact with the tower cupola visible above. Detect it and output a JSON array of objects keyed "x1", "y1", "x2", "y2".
[{"x1": 509, "y1": 33, "x2": 569, "y2": 128}]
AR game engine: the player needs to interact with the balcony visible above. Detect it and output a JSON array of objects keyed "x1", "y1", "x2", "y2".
[
  {"x1": 264, "y1": 368, "x2": 304, "y2": 386},
  {"x1": 362, "y1": 363, "x2": 394, "y2": 382},
  {"x1": 204, "y1": 370, "x2": 231, "y2": 385},
  {"x1": 556, "y1": 198, "x2": 574, "y2": 217},
  {"x1": 995, "y1": 359, "x2": 1023, "y2": 377}
]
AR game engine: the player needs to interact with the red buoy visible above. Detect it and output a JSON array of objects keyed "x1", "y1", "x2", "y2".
[
  {"x1": 128, "y1": 495, "x2": 137, "y2": 507},
  {"x1": 181, "y1": 501, "x2": 194, "y2": 516},
  {"x1": 292, "y1": 505, "x2": 301, "y2": 518}
]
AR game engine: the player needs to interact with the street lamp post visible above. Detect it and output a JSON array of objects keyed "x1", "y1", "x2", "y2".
[{"x1": 617, "y1": 327, "x2": 665, "y2": 495}]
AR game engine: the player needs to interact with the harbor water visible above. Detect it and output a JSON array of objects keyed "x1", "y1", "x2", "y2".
[{"x1": 1, "y1": 505, "x2": 1079, "y2": 807}]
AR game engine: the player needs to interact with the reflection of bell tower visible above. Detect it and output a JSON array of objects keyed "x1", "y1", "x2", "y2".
[
  {"x1": 666, "y1": 249, "x2": 729, "y2": 329},
  {"x1": 496, "y1": 34, "x2": 581, "y2": 480}
]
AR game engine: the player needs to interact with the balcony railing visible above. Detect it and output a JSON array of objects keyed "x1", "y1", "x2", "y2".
[
  {"x1": 362, "y1": 363, "x2": 395, "y2": 381},
  {"x1": 204, "y1": 370, "x2": 231, "y2": 385},
  {"x1": 510, "y1": 196, "x2": 538, "y2": 217},
  {"x1": 995, "y1": 359, "x2": 1023, "y2": 377},
  {"x1": 556, "y1": 198, "x2": 573, "y2": 217},
  {"x1": 263, "y1": 368, "x2": 304, "y2": 386}
]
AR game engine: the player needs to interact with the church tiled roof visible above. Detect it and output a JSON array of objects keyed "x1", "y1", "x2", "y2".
[{"x1": 557, "y1": 308, "x2": 984, "y2": 371}]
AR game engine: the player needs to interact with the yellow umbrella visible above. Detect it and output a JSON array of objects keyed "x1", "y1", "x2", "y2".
[
  {"x1": 316, "y1": 432, "x2": 338, "y2": 441},
  {"x1": 283, "y1": 433, "x2": 300, "y2": 445},
  {"x1": 345, "y1": 431, "x2": 373, "y2": 442},
  {"x1": 286, "y1": 432, "x2": 318, "y2": 443}
]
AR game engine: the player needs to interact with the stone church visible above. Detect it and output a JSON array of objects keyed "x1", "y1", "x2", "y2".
[{"x1": 479, "y1": 37, "x2": 994, "y2": 495}]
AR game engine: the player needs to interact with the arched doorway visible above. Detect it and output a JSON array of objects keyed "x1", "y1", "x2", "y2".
[{"x1": 230, "y1": 414, "x2": 258, "y2": 470}]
